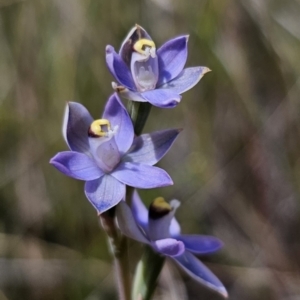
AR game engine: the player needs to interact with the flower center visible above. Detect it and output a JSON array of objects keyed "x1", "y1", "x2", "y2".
[
  {"x1": 133, "y1": 39, "x2": 156, "y2": 58},
  {"x1": 149, "y1": 197, "x2": 171, "y2": 219},
  {"x1": 88, "y1": 119, "x2": 112, "y2": 137},
  {"x1": 88, "y1": 119, "x2": 120, "y2": 173},
  {"x1": 131, "y1": 39, "x2": 159, "y2": 92}
]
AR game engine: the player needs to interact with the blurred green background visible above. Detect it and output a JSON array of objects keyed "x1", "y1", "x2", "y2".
[{"x1": 1, "y1": 0, "x2": 300, "y2": 299}]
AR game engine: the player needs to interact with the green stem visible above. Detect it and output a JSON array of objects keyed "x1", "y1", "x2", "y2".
[
  {"x1": 127, "y1": 100, "x2": 164, "y2": 300},
  {"x1": 100, "y1": 211, "x2": 131, "y2": 300},
  {"x1": 127, "y1": 101, "x2": 152, "y2": 135},
  {"x1": 98, "y1": 99, "x2": 153, "y2": 299},
  {"x1": 113, "y1": 236, "x2": 131, "y2": 300},
  {"x1": 132, "y1": 246, "x2": 165, "y2": 300}
]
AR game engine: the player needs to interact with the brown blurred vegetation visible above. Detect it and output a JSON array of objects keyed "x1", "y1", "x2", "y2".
[{"x1": 0, "y1": 0, "x2": 300, "y2": 299}]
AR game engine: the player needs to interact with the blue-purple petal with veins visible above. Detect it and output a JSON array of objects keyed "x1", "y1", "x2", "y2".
[
  {"x1": 131, "y1": 189, "x2": 149, "y2": 233},
  {"x1": 116, "y1": 201, "x2": 150, "y2": 244},
  {"x1": 112, "y1": 162, "x2": 173, "y2": 188},
  {"x1": 84, "y1": 175, "x2": 126, "y2": 214},
  {"x1": 157, "y1": 36, "x2": 189, "y2": 86},
  {"x1": 50, "y1": 151, "x2": 103, "y2": 180},
  {"x1": 159, "y1": 67, "x2": 210, "y2": 94},
  {"x1": 63, "y1": 102, "x2": 93, "y2": 153},
  {"x1": 102, "y1": 94, "x2": 134, "y2": 154},
  {"x1": 141, "y1": 89, "x2": 181, "y2": 108},
  {"x1": 173, "y1": 251, "x2": 228, "y2": 298},
  {"x1": 123, "y1": 129, "x2": 181, "y2": 165},
  {"x1": 106, "y1": 45, "x2": 136, "y2": 90},
  {"x1": 176, "y1": 235, "x2": 224, "y2": 254}
]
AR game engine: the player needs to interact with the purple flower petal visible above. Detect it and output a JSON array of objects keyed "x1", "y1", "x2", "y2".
[
  {"x1": 50, "y1": 151, "x2": 103, "y2": 180},
  {"x1": 84, "y1": 175, "x2": 125, "y2": 213},
  {"x1": 106, "y1": 45, "x2": 136, "y2": 90},
  {"x1": 131, "y1": 189, "x2": 149, "y2": 233},
  {"x1": 116, "y1": 201, "x2": 150, "y2": 244},
  {"x1": 123, "y1": 129, "x2": 181, "y2": 166},
  {"x1": 170, "y1": 218, "x2": 181, "y2": 236},
  {"x1": 176, "y1": 235, "x2": 223, "y2": 254},
  {"x1": 152, "y1": 238, "x2": 185, "y2": 257},
  {"x1": 63, "y1": 102, "x2": 93, "y2": 153},
  {"x1": 88, "y1": 135, "x2": 121, "y2": 174},
  {"x1": 141, "y1": 89, "x2": 181, "y2": 108},
  {"x1": 159, "y1": 67, "x2": 210, "y2": 94},
  {"x1": 102, "y1": 93, "x2": 134, "y2": 154},
  {"x1": 157, "y1": 36, "x2": 189, "y2": 86},
  {"x1": 113, "y1": 85, "x2": 147, "y2": 102},
  {"x1": 112, "y1": 162, "x2": 173, "y2": 188},
  {"x1": 173, "y1": 251, "x2": 228, "y2": 298}
]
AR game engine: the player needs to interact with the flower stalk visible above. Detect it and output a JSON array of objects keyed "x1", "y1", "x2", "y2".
[
  {"x1": 125, "y1": 75, "x2": 162, "y2": 300},
  {"x1": 100, "y1": 211, "x2": 131, "y2": 300},
  {"x1": 113, "y1": 236, "x2": 131, "y2": 300},
  {"x1": 132, "y1": 246, "x2": 165, "y2": 300},
  {"x1": 127, "y1": 101, "x2": 152, "y2": 136}
]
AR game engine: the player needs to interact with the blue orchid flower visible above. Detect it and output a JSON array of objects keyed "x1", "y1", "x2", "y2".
[
  {"x1": 50, "y1": 93, "x2": 180, "y2": 214},
  {"x1": 116, "y1": 190, "x2": 228, "y2": 297},
  {"x1": 106, "y1": 24, "x2": 210, "y2": 108}
]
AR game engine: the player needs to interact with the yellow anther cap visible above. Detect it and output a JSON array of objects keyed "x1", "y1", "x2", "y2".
[
  {"x1": 88, "y1": 119, "x2": 111, "y2": 137},
  {"x1": 149, "y1": 197, "x2": 172, "y2": 219},
  {"x1": 133, "y1": 39, "x2": 156, "y2": 56}
]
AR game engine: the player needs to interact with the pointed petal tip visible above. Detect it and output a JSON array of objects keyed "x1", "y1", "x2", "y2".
[
  {"x1": 176, "y1": 35, "x2": 189, "y2": 43},
  {"x1": 49, "y1": 157, "x2": 61, "y2": 170},
  {"x1": 160, "y1": 175, "x2": 174, "y2": 186},
  {"x1": 94, "y1": 201, "x2": 115, "y2": 214},
  {"x1": 49, "y1": 155, "x2": 60, "y2": 166},
  {"x1": 95, "y1": 204, "x2": 113, "y2": 215},
  {"x1": 171, "y1": 127, "x2": 183, "y2": 136},
  {"x1": 206, "y1": 280, "x2": 228, "y2": 298},
  {"x1": 203, "y1": 67, "x2": 212, "y2": 74},
  {"x1": 92, "y1": 195, "x2": 124, "y2": 214},
  {"x1": 66, "y1": 101, "x2": 77, "y2": 109},
  {"x1": 170, "y1": 127, "x2": 183, "y2": 136},
  {"x1": 170, "y1": 128, "x2": 183, "y2": 134},
  {"x1": 219, "y1": 287, "x2": 228, "y2": 298},
  {"x1": 49, "y1": 153, "x2": 61, "y2": 166},
  {"x1": 105, "y1": 45, "x2": 114, "y2": 53}
]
